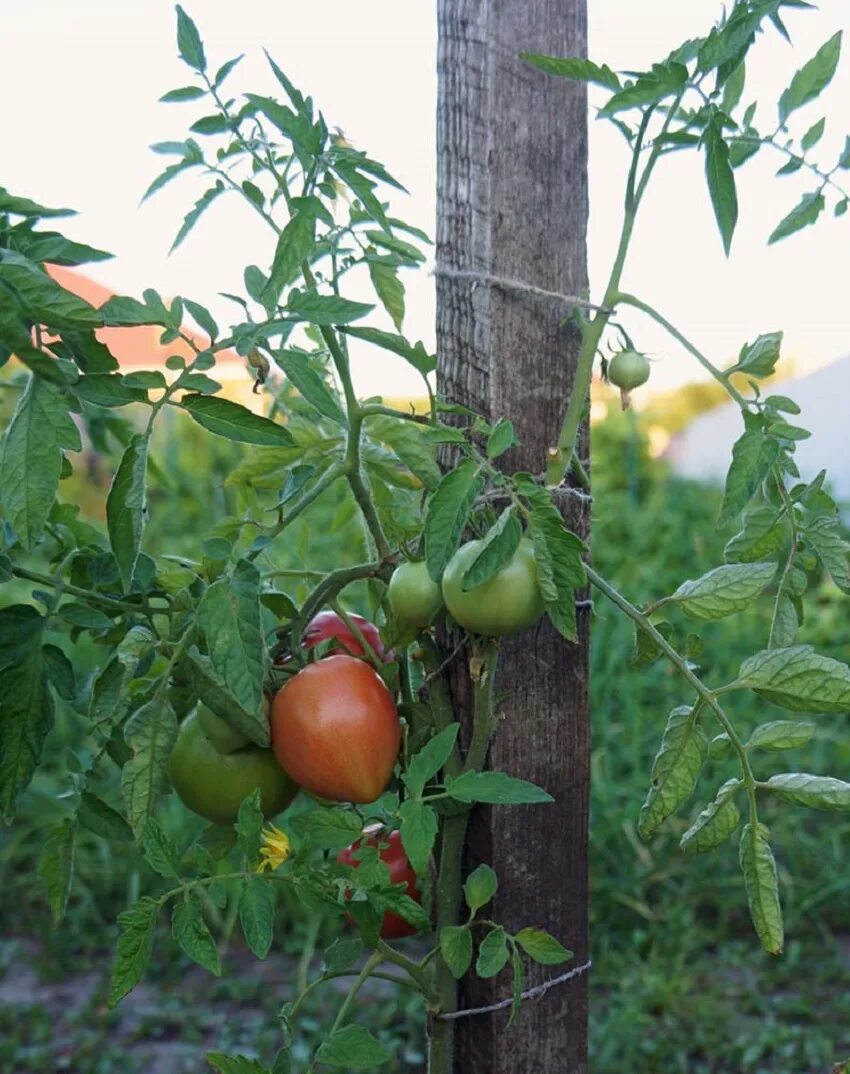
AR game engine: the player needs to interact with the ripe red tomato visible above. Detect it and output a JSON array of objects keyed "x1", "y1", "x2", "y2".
[
  {"x1": 270, "y1": 654, "x2": 400, "y2": 803},
  {"x1": 337, "y1": 827, "x2": 421, "y2": 939},
  {"x1": 303, "y1": 610, "x2": 386, "y2": 659}
]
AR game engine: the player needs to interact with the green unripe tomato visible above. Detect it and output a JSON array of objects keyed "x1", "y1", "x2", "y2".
[
  {"x1": 441, "y1": 538, "x2": 545, "y2": 637},
  {"x1": 607, "y1": 350, "x2": 650, "y2": 391},
  {"x1": 168, "y1": 710, "x2": 298, "y2": 826},
  {"x1": 197, "y1": 703, "x2": 252, "y2": 755},
  {"x1": 387, "y1": 560, "x2": 443, "y2": 628}
]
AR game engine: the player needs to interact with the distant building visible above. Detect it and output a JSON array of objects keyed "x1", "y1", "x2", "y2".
[{"x1": 665, "y1": 356, "x2": 850, "y2": 504}]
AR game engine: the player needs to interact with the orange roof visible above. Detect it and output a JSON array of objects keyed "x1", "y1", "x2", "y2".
[{"x1": 46, "y1": 264, "x2": 242, "y2": 370}]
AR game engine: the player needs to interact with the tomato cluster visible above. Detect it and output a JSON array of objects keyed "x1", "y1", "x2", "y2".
[{"x1": 167, "y1": 545, "x2": 544, "y2": 935}]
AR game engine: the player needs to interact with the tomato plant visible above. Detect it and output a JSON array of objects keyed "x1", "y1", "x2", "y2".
[
  {"x1": 1, "y1": 4, "x2": 850, "y2": 1072},
  {"x1": 270, "y1": 654, "x2": 401, "y2": 803},
  {"x1": 338, "y1": 827, "x2": 422, "y2": 939}
]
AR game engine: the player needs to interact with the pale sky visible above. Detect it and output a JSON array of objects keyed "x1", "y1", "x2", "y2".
[{"x1": 1, "y1": 1, "x2": 848, "y2": 398}]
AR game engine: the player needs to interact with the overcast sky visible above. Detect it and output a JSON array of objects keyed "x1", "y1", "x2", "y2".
[{"x1": 1, "y1": 1, "x2": 848, "y2": 398}]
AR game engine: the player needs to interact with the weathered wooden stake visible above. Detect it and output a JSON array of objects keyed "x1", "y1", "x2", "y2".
[{"x1": 436, "y1": 0, "x2": 591, "y2": 1070}]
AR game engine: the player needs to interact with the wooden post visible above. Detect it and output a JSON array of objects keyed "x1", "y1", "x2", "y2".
[{"x1": 435, "y1": 0, "x2": 590, "y2": 1071}]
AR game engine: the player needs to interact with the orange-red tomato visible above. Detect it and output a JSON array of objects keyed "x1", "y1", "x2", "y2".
[
  {"x1": 270, "y1": 654, "x2": 400, "y2": 804},
  {"x1": 337, "y1": 827, "x2": 421, "y2": 939}
]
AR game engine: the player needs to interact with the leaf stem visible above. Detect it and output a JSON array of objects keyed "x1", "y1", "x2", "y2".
[{"x1": 585, "y1": 563, "x2": 759, "y2": 827}]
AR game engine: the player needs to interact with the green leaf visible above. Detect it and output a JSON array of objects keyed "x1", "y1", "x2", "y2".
[
  {"x1": 704, "y1": 109, "x2": 738, "y2": 256},
  {"x1": 801, "y1": 116, "x2": 826, "y2": 150},
  {"x1": 680, "y1": 778, "x2": 742, "y2": 855},
  {"x1": 181, "y1": 394, "x2": 295, "y2": 446},
  {"x1": 670, "y1": 562, "x2": 776, "y2": 620},
  {"x1": 731, "y1": 331, "x2": 783, "y2": 378},
  {"x1": 286, "y1": 291, "x2": 373, "y2": 326},
  {"x1": 778, "y1": 31, "x2": 842, "y2": 124},
  {"x1": 768, "y1": 191, "x2": 825, "y2": 244},
  {"x1": 476, "y1": 926, "x2": 509, "y2": 978},
  {"x1": 183, "y1": 298, "x2": 219, "y2": 342},
  {"x1": 56, "y1": 603, "x2": 114, "y2": 631},
  {"x1": 0, "y1": 376, "x2": 81, "y2": 549},
  {"x1": 0, "y1": 606, "x2": 53, "y2": 823},
  {"x1": 464, "y1": 863, "x2": 498, "y2": 912},
  {"x1": 264, "y1": 197, "x2": 322, "y2": 303},
  {"x1": 0, "y1": 250, "x2": 100, "y2": 331},
  {"x1": 170, "y1": 183, "x2": 225, "y2": 253},
  {"x1": 190, "y1": 114, "x2": 230, "y2": 136},
  {"x1": 197, "y1": 560, "x2": 266, "y2": 732},
  {"x1": 239, "y1": 877, "x2": 276, "y2": 958},
  {"x1": 735, "y1": 645, "x2": 850, "y2": 713},
  {"x1": 89, "y1": 626, "x2": 155, "y2": 727},
  {"x1": 101, "y1": 294, "x2": 169, "y2": 327},
  {"x1": 38, "y1": 819, "x2": 76, "y2": 924},
  {"x1": 398, "y1": 799, "x2": 438, "y2": 873},
  {"x1": 462, "y1": 510, "x2": 522, "y2": 592},
  {"x1": 207, "y1": 1055, "x2": 270, "y2": 1074},
  {"x1": 440, "y1": 926, "x2": 473, "y2": 979},
  {"x1": 631, "y1": 618, "x2": 672, "y2": 668},
  {"x1": 108, "y1": 896, "x2": 159, "y2": 1006},
  {"x1": 447, "y1": 771, "x2": 553, "y2": 806},
  {"x1": 236, "y1": 789, "x2": 264, "y2": 868},
  {"x1": 404, "y1": 723, "x2": 460, "y2": 797},
  {"x1": 273, "y1": 349, "x2": 344, "y2": 423},
  {"x1": 522, "y1": 481, "x2": 586, "y2": 641},
  {"x1": 160, "y1": 85, "x2": 206, "y2": 103},
  {"x1": 486, "y1": 418, "x2": 517, "y2": 459},
  {"x1": 803, "y1": 514, "x2": 850, "y2": 593},
  {"x1": 323, "y1": 937, "x2": 364, "y2": 974},
  {"x1": 514, "y1": 928, "x2": 573, "y2": 965},
  {"x1": 424, "y1": 461, "x2": 484, "y2": 581},
  {"x1": 739, "y1": 823, "x2": 783, "y2": 954},
  {"x1": 747, "y1": 720, "x2": 816, "y2": 751},
  {"x1": 368, "y1": 261, "x2": 405, "y2": 331},
  {"x1": 175, "y1": 4, "x2": 206, "y2": 71},
  {"x1": 718, "y1": 421, "x2": 780, "y2": 527},
  {"x1": 141, "y1": 818, "x2": 181, "y2": 878},
  {"x1": 76, "y1": 373, "x2": 148, "y2": 407},
  {"x1": 315, "y1": 1025, "x2": 391, "y2": 1069},
  {"x1": 520, "y1": 53, "x2": 620, "y2": 89},
  {"x1": 173, "y1": 891, "x2": 221, "y2": 975},
  {"x1": 765, "y1": 772, "x2": 850, "y2": 810},
  {"x1": 365, "y1": 414, "x2": 441, "y2": 489},
  {"x1": 106, "y1": 434, "x2": 148, "y2": 590},
  {"x1": 342, "y1": 326, "x2": 436, "y2": 376},
  {"x1": 184, "y1": 647, "x2": 268, "y2": 746},
  {"x1": 122, "y1": 697, "x2": 178, "y2": 838},
  {"x1": 290, "y1": 807, "x2": 363, "y2": 850},
  {"x1": 600, "y1": 61, "x2": 688, "y2": 114},
  {"x1": 638, "y1": 706, "x2": 706, "y2": 839},
  {"x1": 724, "y1": 506, "x2": 789, "y2": 563},
  {"x1": 78, "y1": 791, "x2": 134, "y2": 843}
]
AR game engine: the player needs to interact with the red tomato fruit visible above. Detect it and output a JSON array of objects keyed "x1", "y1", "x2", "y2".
[
  {"x1": 337, "y1": 827, "x2": 422, "y2": 939},
  {"x1": 270, "y1": 654, "x2": 400, "y2": 803},
  {"x1": 303, "y1": 610, "x2": 386, "y2": 659}
]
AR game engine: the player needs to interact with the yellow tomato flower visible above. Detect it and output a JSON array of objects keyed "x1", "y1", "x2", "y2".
[{"x1": 257, "y1": 824, "x2": 291, "y2": 873}]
